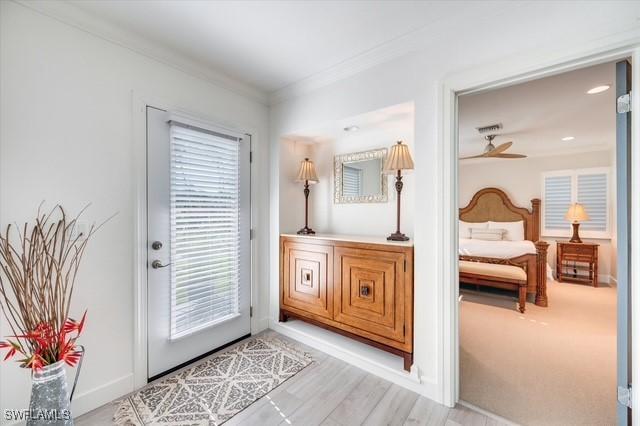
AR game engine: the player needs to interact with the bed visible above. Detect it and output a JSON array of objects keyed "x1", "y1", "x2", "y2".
[{"x1": 459, "y1": 187, "x2": 549, "y2": 310}]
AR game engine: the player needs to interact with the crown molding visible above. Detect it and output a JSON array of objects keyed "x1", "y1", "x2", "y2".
[
  {"x1": 268, "y1": 1, "x2": 521, "y2": 105},
  {"x1": 13, "y1": 0, "x2": 269, "y2": 105}
]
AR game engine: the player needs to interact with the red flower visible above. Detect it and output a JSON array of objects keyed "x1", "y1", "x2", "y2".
[
  {"x1": 58, "y1": 338, "x2": 82, "y2": 367},
  {"x1": 2, "y1": 312, "x2": 87, "y2": 370},
  {"x1": 63, "y1": 311, "x2": 87, "y2": 335},
  {"x1": 20, "y1": 353, "x2": 45, "y2": 371},
  {"x1": 0, "y1": 341, "x2": 22, "y2": 361}
]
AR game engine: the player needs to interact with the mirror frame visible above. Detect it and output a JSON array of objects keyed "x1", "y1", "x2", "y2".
[{"x1": 334, "y1": 147, "x2": 388, "y2": 204}]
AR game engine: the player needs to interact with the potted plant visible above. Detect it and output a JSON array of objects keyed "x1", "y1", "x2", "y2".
[{"x1": 0, "y1": 206, "x2": 99, "y2": 425}]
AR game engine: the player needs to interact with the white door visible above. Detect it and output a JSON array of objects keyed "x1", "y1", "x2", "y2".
[{"x1": 147, "y1": 106, "x2": 251, "y2": 380}]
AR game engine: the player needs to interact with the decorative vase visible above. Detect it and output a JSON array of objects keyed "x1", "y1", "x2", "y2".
[{"x1": 27, "y1": 361, "x2": 73, "y2": 425}]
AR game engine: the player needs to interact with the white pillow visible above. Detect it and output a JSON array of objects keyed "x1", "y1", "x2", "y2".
[
  {"x1": 470, "y1": 228, "x2": 505, "y2": 241},
  {"x1": 488, "y1": 220, "x2": 525, "y2": 241},
  {"x1": 459, "y1": 220, "x2": 487, "y2": 239}
]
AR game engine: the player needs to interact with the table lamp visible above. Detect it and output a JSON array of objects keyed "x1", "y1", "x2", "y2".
[
  {"x1": 565, "y1": 202, "x2": 589, "y2": 243},
  {"x1": 383, "y1": 141, "x2": 414, "y2": 241},
  {"x1": 296, "y1": 158, "x2": 319, "y2": 235}
]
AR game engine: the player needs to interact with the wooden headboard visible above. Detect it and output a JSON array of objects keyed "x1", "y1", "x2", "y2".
[{"x1": 459, "y1": 187, "x2": 541, "y2": 242}]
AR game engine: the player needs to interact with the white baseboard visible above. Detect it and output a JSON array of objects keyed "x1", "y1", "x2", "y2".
[
  {"x1": 458, "y1": 400, "x2": 520, "y2": 426},
  {"x1": 71, "y1": 373, "x2": 133, "y2": 418},
  {"x1": 251, "y1": 316, "x2": 270, "y2": 334},
  {"x1": 269, "y1": 318, "x2": 441, "y2": 403}
]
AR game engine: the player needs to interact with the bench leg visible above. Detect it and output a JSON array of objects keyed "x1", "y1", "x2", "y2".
[{"x1": 518, "y1": 285, "x2": 526, "y2": 313}]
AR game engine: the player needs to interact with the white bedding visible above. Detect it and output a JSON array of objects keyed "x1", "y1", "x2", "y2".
[{"x1": 458, "y1": 238, "x2": 536, "y2": 259}]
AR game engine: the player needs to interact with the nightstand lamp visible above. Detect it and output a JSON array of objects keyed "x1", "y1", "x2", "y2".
[{"x1": 565, "y1": 203, "x2": 590, "y2": 243}]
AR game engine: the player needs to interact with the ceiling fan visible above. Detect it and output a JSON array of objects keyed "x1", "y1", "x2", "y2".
[{"x1": 460, "y1": 134, "x2": 527, "y2": 160}]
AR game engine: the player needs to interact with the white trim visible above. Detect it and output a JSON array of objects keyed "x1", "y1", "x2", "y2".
[
  {"x1": 71, "y1": 374, "x2": 133, "y2": 417},
  {"x1": 132, "y1": 91, "x2": 261, "y2": 391},
  {"x1": 12, "y1": 0, "x2": 267, "y2": 104},
  {"x1": 439, "y1": 42, "x2": 640, "y2": 421},
  {"x1": 458, "y1": 400, "x2": 519, "y2": 426},
  {"x1": 270, "y1": 319, "x2": 440, "y2": 401}
]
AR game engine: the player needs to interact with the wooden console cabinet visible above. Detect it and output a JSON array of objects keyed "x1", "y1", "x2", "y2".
[{"x1": 279, "y1": 234, "x2": 414, "y2": 370}]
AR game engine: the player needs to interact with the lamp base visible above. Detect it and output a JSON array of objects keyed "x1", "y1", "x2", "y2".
[
  {"x1": 569, "y1": 222, "x2": 582, "y2": 243},
  {"x1": 297, "y1": 226, "x2": 316, "y2": 235},
  {"x1": 387, "y1": 232, "x2": 409, "y2": 241}
]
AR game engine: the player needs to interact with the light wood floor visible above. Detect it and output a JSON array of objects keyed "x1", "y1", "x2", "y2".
[{"x1": 76, "y1": 331, "x2": 505, "y2": 426}]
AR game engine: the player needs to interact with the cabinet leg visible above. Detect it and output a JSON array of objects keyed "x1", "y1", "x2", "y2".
[
  {"x1": 403, "y1": 352, "x2": 413, "y2": 372},
  {"x1": 279, "y1": 310, "x2": 288, "y2": 323}
]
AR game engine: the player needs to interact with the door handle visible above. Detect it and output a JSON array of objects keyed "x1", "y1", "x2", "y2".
[{"x1": 151, "y1": 260, "x2": 171, "y2": 269}]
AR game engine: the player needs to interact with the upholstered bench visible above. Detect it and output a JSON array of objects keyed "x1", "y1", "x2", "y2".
[{"x1": 459, "y1": 260, "x2": 528, "y2": 313}]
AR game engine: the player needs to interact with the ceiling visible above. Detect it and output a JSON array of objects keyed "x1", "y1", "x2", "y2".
[
  {"x1": 458, "y1": 61, "x2": 617, "y2": 160},
  {"x1": 61, "y1": 0, "x2": 498, "y2": 94},
  {"x1": 286, "y1": 102, "x2": 414, "y2": 144}
]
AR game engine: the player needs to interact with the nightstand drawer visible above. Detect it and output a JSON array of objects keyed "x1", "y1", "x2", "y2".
[{"x1": 561, "y1": 245, "x2": 596, "y2": 256}]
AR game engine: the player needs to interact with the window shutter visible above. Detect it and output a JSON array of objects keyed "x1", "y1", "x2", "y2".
[
  {"x1": 343, "y1": 165, "x2": 362, "y2": 196},
  {"x1": 577, "y1": 172, "x2": 608, "y2": 231},
  {"x1": 543, "y1": 175, "x2": 572, "y2": 231},
  {"x1": 169, "y1": 124, "x2": 241, "y2": 339}
]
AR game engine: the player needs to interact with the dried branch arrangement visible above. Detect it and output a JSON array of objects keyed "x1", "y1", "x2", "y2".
[{"x1": 0, "y1": 205, "x2": 102, "y2": 369}]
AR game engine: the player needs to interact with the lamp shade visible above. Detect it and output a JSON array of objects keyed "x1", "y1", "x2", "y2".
[
  {"x1": 296, "y1": 158, "x2": 319, "y2": 183},
  {"x1": 383, "y1": 140, "x2": 414, "y2": 173},
  {"x1": 565, "y1": 203, "x2": 590, "y2": 222}
]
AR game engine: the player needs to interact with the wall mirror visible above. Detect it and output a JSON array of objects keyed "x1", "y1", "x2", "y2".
[{"x1": 334, "y1": 148, "x2": 388, "y2": 203}]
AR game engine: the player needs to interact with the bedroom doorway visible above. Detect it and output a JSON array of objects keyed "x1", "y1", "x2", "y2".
[{"x1": 455, "y1": 59, "x2": 632, "y2": 425}]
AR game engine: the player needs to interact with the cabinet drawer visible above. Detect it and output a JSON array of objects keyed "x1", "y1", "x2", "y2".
[
  {"x1": 282, "y1": 241, "x2": 333, "y2": 319},
  {"x1": 561, "y1": 245, "x2": 596, "y2": 256},
  {"x1": 334, "y1": 247, "x2": 407, "y2": 344}
]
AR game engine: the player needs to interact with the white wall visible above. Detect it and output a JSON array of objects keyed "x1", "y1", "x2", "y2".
[
  {"x1": 459, "y1": 150, "x2": 616, "y2": 281},
  {"x1": 0, "y1": 1, "x2": 269, "y2": 420},
  {"x1": 279, "y1": 118, "x2": 414, "y2": 237},
  {"x1": 269, "y1": 1, "x2": 640, "y2": 403}
]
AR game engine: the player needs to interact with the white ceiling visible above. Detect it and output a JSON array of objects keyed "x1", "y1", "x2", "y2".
[
  {"x1": 458, "y1": 61, "x2": 617, "y2": 160},
  {"x1": 286, "y1": 102, "x2": 414, "y2": 144},
  {"x1": 61, "y1": 0, "x2": 497, "y2": 94}
]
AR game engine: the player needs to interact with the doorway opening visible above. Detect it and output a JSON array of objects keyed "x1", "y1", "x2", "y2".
[{"x1": 455, "y1": 59, "x2": 631, "y2": 425}]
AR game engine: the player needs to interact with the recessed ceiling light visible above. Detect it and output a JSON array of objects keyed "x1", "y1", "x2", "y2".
[
  {"x1": 343, "y1": 125, "x2": 359, "y2": 132},
  {"x1": 561, "y1": 136, "x2": 575, "y2": 141},
  {"x1": 587, "y1": 85, "x2": 610, "y2": 94}
]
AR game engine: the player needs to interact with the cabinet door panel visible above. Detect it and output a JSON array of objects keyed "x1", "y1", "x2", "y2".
[
  {"x1": 282, "y1": 241, "x2": 333, "y2": 319},
  {"x1": 334, "y1": 247, "x2": 405, "y2": 343}
]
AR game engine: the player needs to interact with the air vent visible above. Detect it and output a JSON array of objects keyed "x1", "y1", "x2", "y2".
[{"x1": 476, "y1": 123, "x2": 502, "y2": 134}]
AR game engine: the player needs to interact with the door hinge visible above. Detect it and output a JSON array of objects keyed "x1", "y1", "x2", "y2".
[
  {"x1": 403, "y1": 324, "x2": 406, "y2": 335},
  {"x1": 249, "y1": 151, "x2": 253, "y2": 163},
  {"x1": 250, "y1": 228, "x2": 255, "y2": 240},
  {"x1": 618, "y1": 385, "x2": 632, "y2": 409},
  {"x1": 617, "y1": 92, "x2": 632, "y2": 114},
  {"x1": 404, "y1": 259, "x2": 407, "y2": 272},
  {"x1": 250, "y1": 306, "x2": 253, "y2": 317}
]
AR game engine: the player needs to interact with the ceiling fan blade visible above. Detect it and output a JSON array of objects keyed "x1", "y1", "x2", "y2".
[
  {"x1": 459, "y1": 154, "x2": 488, "y2": 160},
  {"x1": 487, "y1": 141, "x2": 513, "y2": 156},
  {"x1": 493, "y1": 153, "x2": 527, "y2": 159}
]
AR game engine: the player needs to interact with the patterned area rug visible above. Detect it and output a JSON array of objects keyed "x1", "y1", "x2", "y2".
[{"x1": 114, "y1": 336, "x2": 312, "y2": 425}]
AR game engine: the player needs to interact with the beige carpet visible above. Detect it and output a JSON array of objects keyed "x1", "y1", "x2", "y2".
[{"x1": 460, "y1": 280, "x2": 616, "y2": 426}]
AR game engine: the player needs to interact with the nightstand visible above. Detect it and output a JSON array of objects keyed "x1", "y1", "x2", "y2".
[{"x1": 556, "y1": 241, "x2": 599, "y2": 287}]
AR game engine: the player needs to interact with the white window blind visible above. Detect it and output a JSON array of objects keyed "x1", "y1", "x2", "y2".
[
  {"x1": 169, "y1": 124, "x2": 241, "y2": 339},
  {"x1": 343, "y1": 165, "x2": 363, "y2": 196},
  {"x1": 577, "y1": 173, "x2": 608, "y2": 231},
  {"x1": 542, "y1": 168, "x2": 610, "y2": 238},
  {"x1": 543, "y1": 175, "x2": 572, "y2": 231}
]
